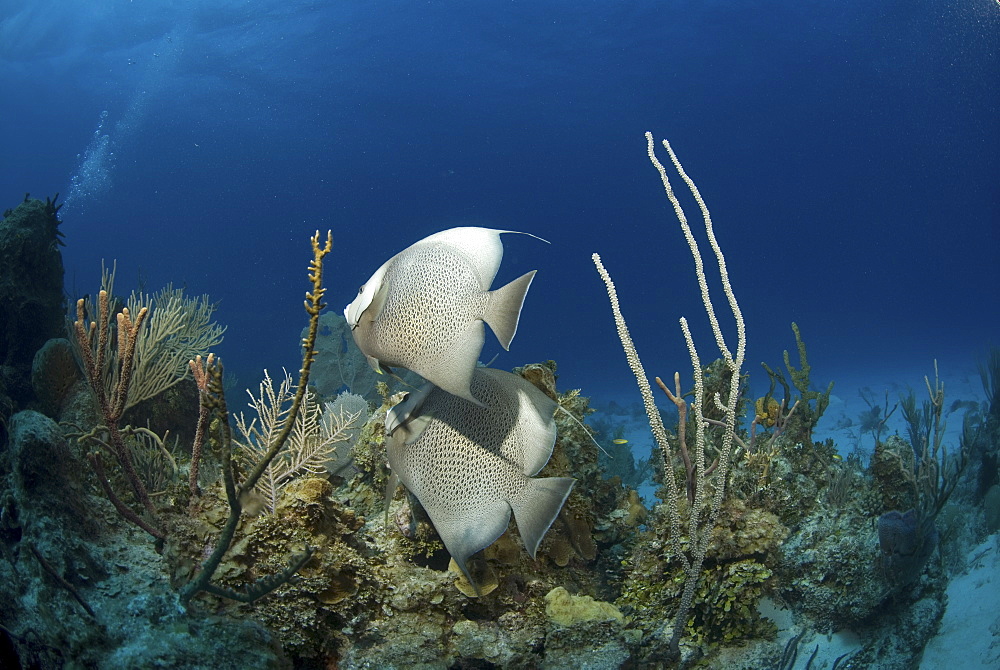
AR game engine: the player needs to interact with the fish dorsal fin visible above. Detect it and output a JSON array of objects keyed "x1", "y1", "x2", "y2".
[
  {"x1": 473, "y1": 368, "x2": 557, "y2": 475},
  {"x1": 417, "y1": 227, "x2": 507, "y2": 290},
  {"x1": 513, "y1": 380, "x2": 559, "y2": 477},
  {"x1": 417, "y1": 227, "x2": 549, "y2": 291},
  {"x1": 468, "y1": 368, "x2": 557, "y2": 475},
  {"x1": 510, "y1": 477, "x2": 575, "y2": 558},
  {"x1": 483, "y1": 270, "x2": 536, "y2": 351}
]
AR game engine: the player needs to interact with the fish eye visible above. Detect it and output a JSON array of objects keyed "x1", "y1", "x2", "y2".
[{"x1": 357, "y1": 285, "x2": 364, "y2": 294}]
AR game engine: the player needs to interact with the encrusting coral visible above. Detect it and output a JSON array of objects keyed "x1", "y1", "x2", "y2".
[{"x1": 544, "y1": 586, "x2": 624, "y2": 626}]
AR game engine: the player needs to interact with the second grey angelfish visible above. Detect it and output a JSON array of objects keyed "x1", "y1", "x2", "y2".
[
  {"x1": 385, "y1": 367, "x2": 575, "y2": 589},
  {"x1": 343, "y1": 227, "x2": 543, "y2": 404}
]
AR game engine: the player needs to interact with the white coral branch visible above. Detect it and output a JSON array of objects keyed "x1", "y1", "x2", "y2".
[{"x1": 235, "y1": 369, "x2": 364, "y2": 514}]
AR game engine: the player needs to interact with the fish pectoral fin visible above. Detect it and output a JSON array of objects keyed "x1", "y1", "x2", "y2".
[
  {"x1": 483, "y1": 270, "x2": 536, "y2": 351},
  {"x1": 402, "y1": 414, "x2": 434, "y2": 445},
  {"x1": 385, "y1": 382, "x2": 435, "y2": 437},
  {"x1": 510, "y1": 477, "x2": 575, "y2": 559},
  {"x1": 366, "y1": 355, "x2": 384, "y2": 374}
]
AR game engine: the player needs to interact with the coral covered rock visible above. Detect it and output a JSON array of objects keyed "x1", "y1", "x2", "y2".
[
  {"x1": 9, "y1": 410, "x2": 94, "y2": 538},
  {"x1": 544, "y1": 586, "x2": 624, "y2": 626},
  {"x1": 0, "y1": 196, "x2": 65, "y2": 414},
  {"x1": 30, "y1": 338, "x2": 83, "y2": 419},
  {"x1": 775, "y1": 505, "x2": 884, "y2": 632},
  {"x1": 870, "y1": 436, "x2": 918, "y2": 512}
]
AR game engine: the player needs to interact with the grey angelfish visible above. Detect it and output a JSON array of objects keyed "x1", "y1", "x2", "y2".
[
  {"x1": 385, "y1": 367, "x2": 575, "y2": 589},
  {"x1": 344, "y1": 227, "x2": 545, "y2": 405}
]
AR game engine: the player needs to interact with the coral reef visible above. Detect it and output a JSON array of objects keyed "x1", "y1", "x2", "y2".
[
  {"x1": 544, "y1": 586, "x2": 624, "y2": 626},
  {"x1": 3, "y1": 328, "x2": 654, "y2": 668},
  {"x1": 870, "y1": 436, "x2": 918, "y2": 511},
  {"x1": 878, "y1": 508, "x2": 937, "y2": 588},
  {"x1": 1, "y1": 410, "x2": 287, "y2": 669},
  {"x1": 0, "y1": 178, "x2": 993, "y2": 670}
]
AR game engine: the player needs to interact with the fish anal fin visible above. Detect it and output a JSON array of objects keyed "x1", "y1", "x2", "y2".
[
  {"x1": 510, "y1": 477, "x2": 575, "y2": 559},
  {"x1": 483, "y1": 270, "x2": 536, "y2": 351},
  {"x1": 433, "y1": 499, "x2": 512, "y2": 591},
  {"x1": 420, "y1": 321, "x2": 486, "y2": 406}
]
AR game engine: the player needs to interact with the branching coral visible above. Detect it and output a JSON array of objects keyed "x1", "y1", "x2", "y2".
[
  {"x1": 874, "y1": 363, "x2": 968, "y2": 590},
  {"x1": 234, "y1": 369, "x2": 365, "y2": 514},
  {"x1": 761, "y1": 322, "x2": 833, "y2": 445},
  {"x1": 178, "y1": 230, "x2": 333, "y2": 606},
  {"x1": 594, "y1": 132, "x2": 746, "y2": 660},
  {"x1": 71, "y1": 263, "x2": 225, "y2": 414}
]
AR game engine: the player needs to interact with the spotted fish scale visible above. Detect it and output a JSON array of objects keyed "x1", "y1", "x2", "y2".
[{"x1": 370, "y1": 242, "x2": 486, "y2": 369}]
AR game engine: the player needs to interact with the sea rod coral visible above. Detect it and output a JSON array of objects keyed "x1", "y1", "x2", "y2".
[{"x1": 594, "y1": 131, "x2": 746, "y2": 662}]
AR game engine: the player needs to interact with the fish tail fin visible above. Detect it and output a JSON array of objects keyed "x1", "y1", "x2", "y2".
[
  {"x1": 511, "y1": 476, "x2": 575, "y2": 559},
  {"x1": 484, "y1": 270, "x2": 536, "y2": 350}
]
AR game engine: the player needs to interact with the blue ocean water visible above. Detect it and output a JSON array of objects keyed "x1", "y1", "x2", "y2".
[{"x1": 2, "y1": 0, "x2": 997, "y2": 426}]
